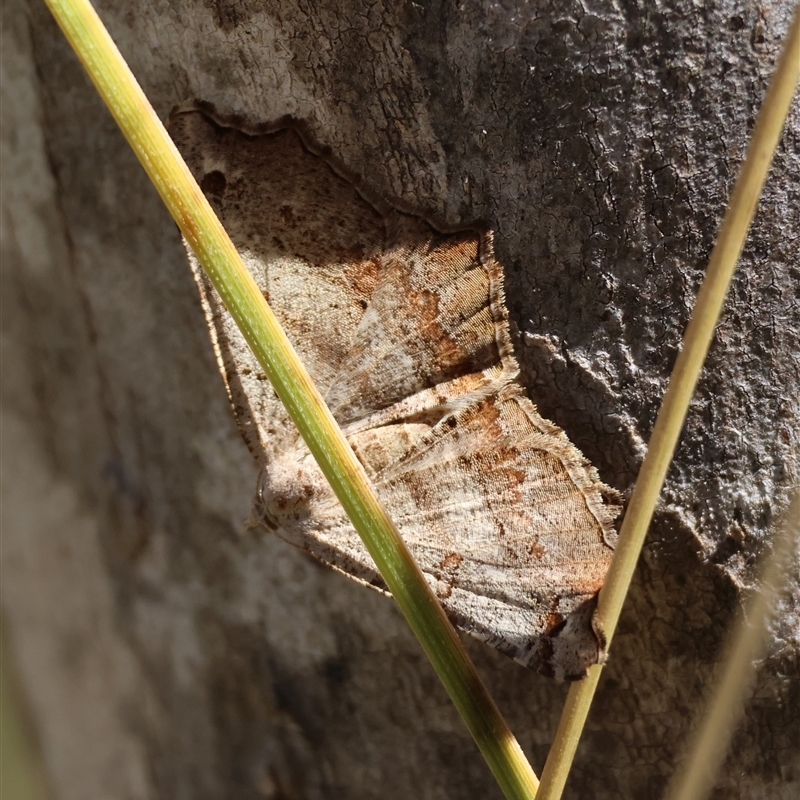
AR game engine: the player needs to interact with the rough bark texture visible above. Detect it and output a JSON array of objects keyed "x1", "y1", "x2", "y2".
[{"x1": 2, "y1": 1, "x2": 798, "y2": 799}]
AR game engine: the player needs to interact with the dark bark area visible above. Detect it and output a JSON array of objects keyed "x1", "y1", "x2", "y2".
[{"x1": 2, "y1": 1, "x2": 798, "y2": 799}]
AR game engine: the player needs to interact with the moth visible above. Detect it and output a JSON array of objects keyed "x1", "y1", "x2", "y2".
[{"x1": 169, "y1": 103, "x2": 621, "y2": 680}]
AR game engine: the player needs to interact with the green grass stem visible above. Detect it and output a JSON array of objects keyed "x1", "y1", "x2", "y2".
[{"x1": 42, "y1": 0, "x2": 540, "y2": 796}]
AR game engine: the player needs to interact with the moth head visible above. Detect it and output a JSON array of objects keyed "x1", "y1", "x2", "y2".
[{"x1": 254, "y1": 449, "x2": 329, "y2": 533}]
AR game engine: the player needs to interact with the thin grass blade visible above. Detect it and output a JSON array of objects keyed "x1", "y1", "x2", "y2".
[
  {"x1": 664, "y1": 491, "x2": 800, "y2": 800},
  {"x1": 536, "y1": 7, "x2": 800, "y2": 799}
]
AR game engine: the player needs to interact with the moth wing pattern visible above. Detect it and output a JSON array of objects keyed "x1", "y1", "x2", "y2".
[
  {"x1": 169, "y1": 106, "x2": 386, "y2": 461},
  {"x1": 169, "y1": 102, "x2": 621, "y2": 679},
  {"x1": 323, "y1": 210, "x2": 518, "y2": 427},
  {"x1": 259, "y1": 385, "x2": 619, "y2": 679}
]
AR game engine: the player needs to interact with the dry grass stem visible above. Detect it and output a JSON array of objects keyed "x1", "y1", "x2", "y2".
[
  {"x1": 536, "y1": 6, "x2": 800, "y2": 799},
  {"x1": 664, "y1": 491, "x2": 800, "y2": 800}
]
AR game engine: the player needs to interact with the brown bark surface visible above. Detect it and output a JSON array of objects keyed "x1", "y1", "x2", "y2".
[{"x1": 2, "y1": 1, "x2": 798, "y2": 799}]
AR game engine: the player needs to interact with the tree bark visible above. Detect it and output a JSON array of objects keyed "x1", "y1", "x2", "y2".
[{"x1": 2, "y1": 1, "x2": 798, "y2": 799}]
